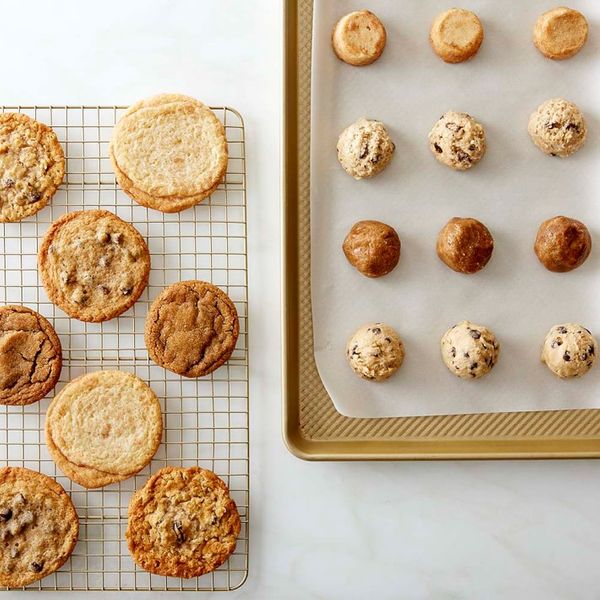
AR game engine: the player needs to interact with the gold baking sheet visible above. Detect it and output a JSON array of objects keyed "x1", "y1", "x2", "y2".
[{"x1": 282, "y1": 0, "x2": 600, "y2": 460}]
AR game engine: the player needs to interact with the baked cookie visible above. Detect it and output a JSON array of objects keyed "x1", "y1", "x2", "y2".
[
  {"x1": 110, "y1": 93, "x2": 227, "y2": 213},
  {"x1": 46, "y1": 370, "x2": 162, "y2": 489},
  {"x1": 332, "y1": 10, "x2": 387, "y2": 66},
  {"x1": 0, "y1": 467, "x2": 78, "y2": 588},
  {"x1": 428, "y1": 111, "x2": 485, "y2": 170},
  {"x1": 145, "y1": 281, "x2": 239, "y2": 377},
  {"x1": 38, "y1": 210, "x2": 150, "y2": 322},
  {"x1": 346, "y1": 323, "x2": 404, "y2": 381},
  {"x1": 0, "y1": 113, "x2": 64, "y2": 223},
  {"x1": 337, "y1": 118, "x2": 395, "y2": 179},
  {"x1": 441, "y1": 321, "x2": 500, "y2": 379},
  {"x1": 126, "y1": 466, "x2": 241, "y2": 578},
  {"x1": 343, "y1": 220, "x2": 400, "y2": 278},
  {"x1": 528, "y1": 98, "x2": 586, "y2": 158},
  {"x1": 533, "y1": 7, "x2": 588, "y2": 60},
  {"x1": 430, "y1": 8, "x2": 484, "y2": 63},
  {"x1": 437, "y1": 217, "x2": 494, "y2": 274},
  {"x1": 541, "y1": 323, "x2": 596, "y2": 379},
  {"x1": 0, "y1": 305, "x2": 61, "y2": 406},
  {"x1": 534, "y1": 216, "x2": 591, "y2": 272}
]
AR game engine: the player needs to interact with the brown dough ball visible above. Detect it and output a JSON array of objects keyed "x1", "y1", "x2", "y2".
[
  {"x1": 436, "y1": 217, "x2": 494, "y2": 274},
  {"x1": 534, "y1": 216, "x2": 591, "y2": 272},
  {"x1": 343, "y1": 220, "x2": 400, "y2": 278}
]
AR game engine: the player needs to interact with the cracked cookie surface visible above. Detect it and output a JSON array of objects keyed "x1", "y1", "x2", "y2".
[
  {"x1": 126, "y1": 466, "x2": 241, "y2": 578},
  {"x1": 145, "y1": 280, "x2": 239, "y2": 378},
  {"x1": 0, "y1": 467, "x2": 79, "y2": 588},
  {"x1": 0, "y1": 113, "x2": 64, "y2": 223},
  {"x1": 46, "y1": 370, "x2": 162, "y2": 489},
  {"x1": 0, "y1": 305, "x2": 62, "y2": 406},
  {"x1": 38, "y1": 210, "x2": 150, "y2": 322}
]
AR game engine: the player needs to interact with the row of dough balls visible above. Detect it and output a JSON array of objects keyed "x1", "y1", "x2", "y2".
[
  {"x1": 344, "y1": 215, "x2": 592, "y2": 277},
  {"x1": 337, "y1": 98, "x2": 586, "y2": 179},
  {"x1": 332, "y1": 7, "x2": 589, "y2": 65},
  {"x1": 347, "y1": 321, "x2": 597, "y2": 381}
]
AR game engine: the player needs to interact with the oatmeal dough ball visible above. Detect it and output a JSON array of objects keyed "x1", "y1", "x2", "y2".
[
  {"x1": 534, "y1": 216, "x2": 591, "y2": 272},
  {"x1": 346, "y1": 323, "x2": 404, "y2": 381},
  {"x1": 533, "y1": 7, "x2": 588, "y2": 60},
  {"x1": 428, "y1": 111, "x2": 486, "y2": 170},
  {"x1": 441, "y1": 320, "x2": 500, "y2": 379},
  {"x1": 436, "y1": 217, "x2": 494, "y2": 274},
  {"x1": 343, "y1": 220, "x2": 400, "y2": 278},
  {"x1": 541, "y1": 323, "x2": 596, "y2": 379},
  {"x1": 337, "y1": 118, "x2": 395, "y2": 180},
  {"x1": 430, "y1": 8, "x2": 484, "y2": 63},
  {"x1": 332, "y1": 10, "x2": 387, "y2": 66},
  {"x1": 528, "y1": 98, "x2": 586, "y2": 158}
]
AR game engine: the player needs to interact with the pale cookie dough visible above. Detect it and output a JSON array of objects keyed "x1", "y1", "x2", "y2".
[
  {"x1": 441, "y1": 320, "x2": 499, "y2": 379},
  {"x1": 346, "y1": 323, "x2": 404, "y2": 381},
  {"x1": 430, "y1": 8, "x2": 484, "y2": 63},
  {"x1": 332, "y1": 10, "x2": 387, "y2": 66},
  {"x1": 528, "y1": 98, "x2": 586, "y2": 158},
  {"x1": 428, "y1": 111, "x2": 485, "y2": 170},
  {"x1": 533, "y1": 7, "x2": 588, "y2": 60},
  {"x1": 541, "y1": 323, "x2": 596, "y2": 379}
]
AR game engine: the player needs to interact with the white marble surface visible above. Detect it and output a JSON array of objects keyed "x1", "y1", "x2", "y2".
[{"x1": 4, "y1": 1, "x2": 600, "y2": 599}]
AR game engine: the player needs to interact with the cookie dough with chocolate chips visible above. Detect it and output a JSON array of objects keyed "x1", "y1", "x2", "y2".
[
  {"x1": 38, "y1": 210, "x2": 150, "y2": 322},
  {"x1": 541, "y1": 323, "x2": 596, "y2": 379},
  {"x1": 332, "y1": 9, "x2": 387, "y2": 66},
  {"x1": 437, "y1": 217, "x2": 494, "y2": 274},
  {"x1": 528, "y1": 98, "x2": 586, "y2": 158},
  {"x1": 428, "y1": 111, "x2": 486, "y2": 170},
  {"x1": 534, "y1": 216, "x2": 591, "y2": 272},
  {"x1": 440, "y1": 320, "x2": 500, "y2": 379},
  {"x1": 343, "y1": 220, "x2": 400, "y2": 278},
  {"x1": 533, "y1": 7, "x2": 588, "y2": 60},
  {"x1": 346, "y1": 323, "x2": 404, "y2": 381},
  {"x1": 337, "y1": 118, "x2": 395, "y2": 180}
]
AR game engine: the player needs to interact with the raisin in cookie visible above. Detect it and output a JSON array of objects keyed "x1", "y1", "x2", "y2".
[
  {"x1": 145, "y1": 281, "x2": 239, "y2": 377},
  {"x1": 346, "y1": 323, "x2": 404, "y2": 381},
  {"x1": 332, "y1": 10, "x2": 387, "y2": 66},
  {"x1": 38, "y1": 210, "x2": 150, "y2": 322},
  {"x1": 0, "y1": 113, "x2": 64, "y2": 223},
  {"x1": 437, "y1": 217, "x2": 494, "y2": 274},
  {"x1": 528, "y1": 98, "x2": 586, "y2": 158},
  {"x1": 343, "y1": 220, "x2": 400, "y2": 278},
  {"x1": 541, "y1": 323, "x2": 596, "y2": 379},
  {"x1": 0, "y1": 467, "x2": 78, "y2": 588},
  {"x1": 441, "y1": 321, "x2": 500, "y2": 379},
  {"x1": 429, "y1": 111, "x2": 486, "y2": 170},
  {"x1": 337, "y1": 118, "x2": 395, "y2": 180},
  {"x1": 430, "y1": 8, "x2": 484, "y2": 63},
  {"x1": 110, "y1": 93, "x2": 227, "y2": 213},
  {"x1": 533, "y1": 7, "x2": 588, "y2": 60},
  {"x1": 126, "y1": 466, "x2": 241, "y2": 578},
  {"x1": 534, "y1": 216, "x2": 591, "y2": 272},
  {"x1": 46, "y1": 371, "x2": 162, "y2": 489},
  {"x1": 0, "y1": 305, "x2": 62, "y2": 406}
]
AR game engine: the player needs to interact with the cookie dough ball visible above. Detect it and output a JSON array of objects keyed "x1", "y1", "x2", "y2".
[
  {"x1": 337, "y1": 118, "x2": 395, "y2": 180},
  {"x1": 346, "y1": 323, "x2": 404, "y2": 381},
  {"x1": 441, "y1": 321, "x2": 500, "y2": 379},
  {"x1": 528, "y1": 98, "x2": 586, "y2": 158},
  {"x1": 430, "y1": 8, "x2": 484, "y2": 63},
  {"x1": 541, "y1": 323, "x2": 596, "y2": 378},
  {"x1": 343, "y1": 220, "x2": 400, "y2": 278},
  {"x1": 436, "y1": 217, "x2": 494, "y2": 274},
  {"x1": 428, "y1": 111, "x2": 486, "y2": 170},
  {"x1": 332, "y1": 10, "x2": 386, "y2": 66},
  {"x1": 534, "y1": 216, "x2": 591, "y2": 272},
  {"x1": 533, "y1": 7, "x2": 588, "y2": 60}
]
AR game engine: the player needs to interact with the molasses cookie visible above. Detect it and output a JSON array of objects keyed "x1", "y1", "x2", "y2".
[
  {"x1": 534, "y1": 216, "x2": 591, "y2": 272},
  {"x1": 343, "y1": 220, "x2": 400, "y2": 278},
  {"x1": 436, "y1": 217, "x2": 494, "y2": 274}
]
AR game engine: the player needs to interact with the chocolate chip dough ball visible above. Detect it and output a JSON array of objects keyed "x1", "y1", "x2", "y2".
[
  {"x1": 343, "y1": 220, "x2": 400, "y2": 278},
  {"x1": 436, "y1": 217, "x2": 494, "y2": 274},
  {"x1": 541, "y1": 323, "x2": 596, "y2": 378},
  {"x1": 534, "y1": 216, "x2": 591, "y2": 272}
]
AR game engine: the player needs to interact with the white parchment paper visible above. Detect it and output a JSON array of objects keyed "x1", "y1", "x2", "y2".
[{"x1": 311, "y1": 0, "x2": 600, "y2": 417}]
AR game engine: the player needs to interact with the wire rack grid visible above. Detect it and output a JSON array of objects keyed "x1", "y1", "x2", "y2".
[{"x1": 0, "y1": 105, "x2": 249, "y2": 591}]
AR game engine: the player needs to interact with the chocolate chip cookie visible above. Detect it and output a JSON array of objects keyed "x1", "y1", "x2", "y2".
[
  {"x1": 0, "y1": 113, "x2": 65, "y2": 223},
  {"x1": 0, "y1": 467, "x2": 79, "y2": 588},
  {"x1": 541, "y1": 323, "x2": 596, "y2": 379},
  {"x1": 126, "y1": 466, "x2": 241, "y2": 578},
  {"x1": 38, "y1": 210, "x2": 150, "y2": 322},
  {"x1": 145, "y1": 281, "x2": 239, "y2": 378},
  {"x1": 0, "y1": 305, "x2": 62, "y2": 406}
]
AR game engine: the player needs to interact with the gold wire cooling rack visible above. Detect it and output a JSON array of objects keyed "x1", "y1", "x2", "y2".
[{"x1": 0, "y1": 105, "x2": 249, "y2": 591}]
